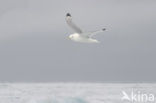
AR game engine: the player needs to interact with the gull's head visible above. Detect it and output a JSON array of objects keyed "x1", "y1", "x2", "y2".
[
  {"x1": 68, "y1": 34, "x2": 79, "y2": 41},
  {"x1": 68, "y1": 35, "x2": 74, "y2": 39}
]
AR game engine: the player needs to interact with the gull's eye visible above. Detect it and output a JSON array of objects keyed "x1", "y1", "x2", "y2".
[{"x1": 69, "y1": 35, "x2": 73, "y2": 38}]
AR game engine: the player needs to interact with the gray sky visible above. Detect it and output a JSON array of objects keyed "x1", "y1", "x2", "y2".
[{"x1": 0, "y1": 0, "x2": 156, "y2": 82}]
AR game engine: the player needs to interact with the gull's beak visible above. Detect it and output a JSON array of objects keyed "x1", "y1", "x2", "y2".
[{"x1": 67, "y1": 36, "x2": 70, "y2": 39}]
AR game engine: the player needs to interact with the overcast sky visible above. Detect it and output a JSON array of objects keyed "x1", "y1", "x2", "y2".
[{"x1": 0, "y1": 0, "x2": 156, "y2": 82}]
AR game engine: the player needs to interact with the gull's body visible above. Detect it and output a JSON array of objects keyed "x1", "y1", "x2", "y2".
[
  {"x1": 69, "y1": 33, "x2": 99, "y2": 43},
  {"x1": 66, "y1": 13, "x2": 106, "y2": 43}
]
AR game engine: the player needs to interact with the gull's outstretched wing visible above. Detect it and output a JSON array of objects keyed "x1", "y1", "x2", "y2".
[
  {"x1": 87, "y1": 28, "x2": 106, "y2": 37},
  {"x1": 66, "y1": 13, "x2": 83, "y2": 34}
]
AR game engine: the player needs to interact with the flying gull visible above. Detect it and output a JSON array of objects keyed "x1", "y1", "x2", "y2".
[{"x1": 66, "y1": 13, "x2": 106, "y2": 43}]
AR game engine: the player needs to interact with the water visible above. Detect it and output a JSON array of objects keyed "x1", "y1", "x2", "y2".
[{"x1": 0, "y1": 83, "x2": 156, "y2": 103}]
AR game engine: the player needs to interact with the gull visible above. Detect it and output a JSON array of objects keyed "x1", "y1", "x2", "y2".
[{"x1": 66, "y1": 13, "x2": 106, "y2": 43}]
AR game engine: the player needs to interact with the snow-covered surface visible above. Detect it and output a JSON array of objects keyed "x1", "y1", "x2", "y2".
[{"x1": 0, "y1": 83, "x2": 156, "y2": 103}]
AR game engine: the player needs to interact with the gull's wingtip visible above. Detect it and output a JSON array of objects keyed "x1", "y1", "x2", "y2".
[
  {"x1": 102, "y1": 28, "x2": 106, "y2": 31},
  {"x1": 66, "y1": 13, "x2": 71, "y2": 17}
]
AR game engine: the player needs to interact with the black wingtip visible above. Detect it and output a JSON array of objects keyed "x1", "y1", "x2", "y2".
[
  {"x1": 102, "y1": 28, "x2": 106, "y2": 31},
  {"x1": 66, "y1": 13, "x2": 71, "y2": 17}
]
